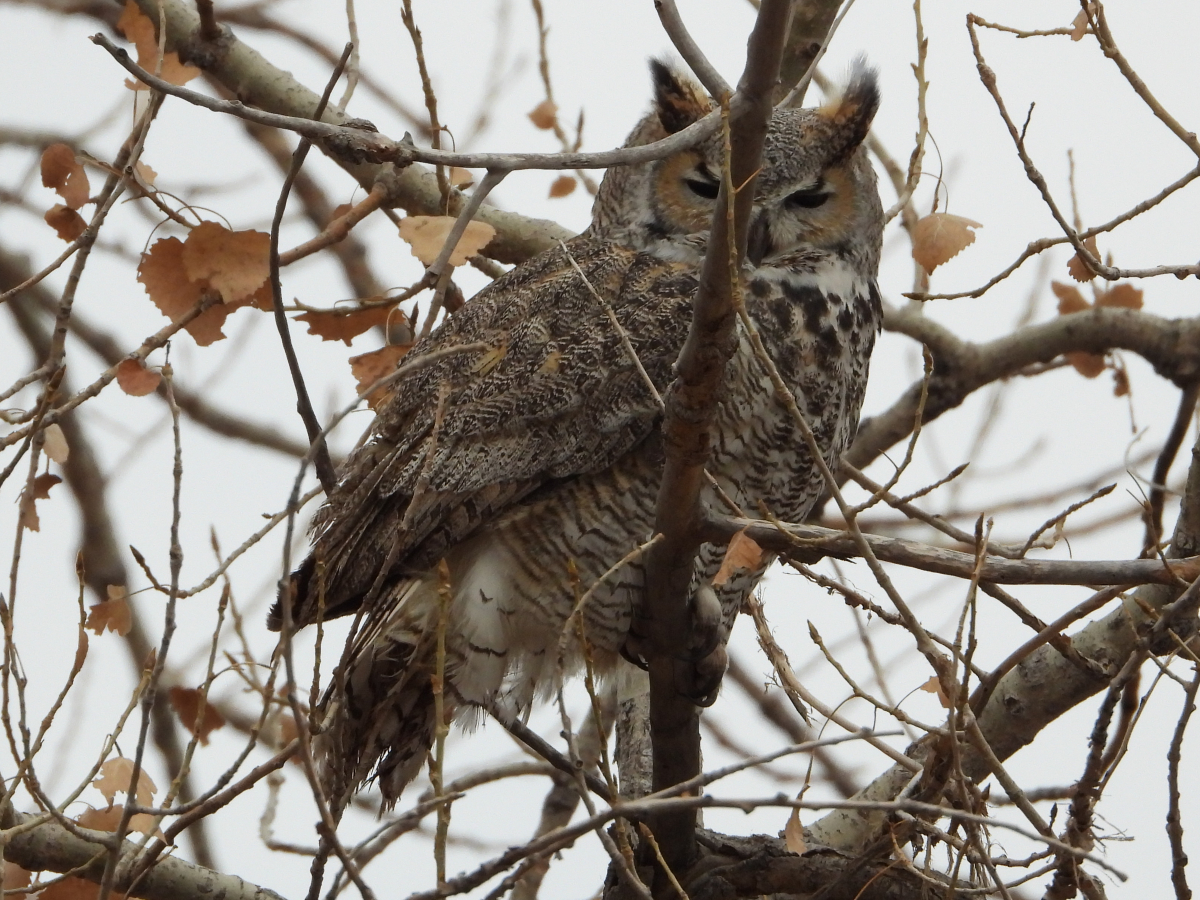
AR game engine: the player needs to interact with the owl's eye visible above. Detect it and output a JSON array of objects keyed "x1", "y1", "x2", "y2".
[
  {"x1": 786, "y1": 187, "x2": 830, "y2": 209},
  {"x1": 684, "y1": 177, "x2": 720, "y2": 200}
]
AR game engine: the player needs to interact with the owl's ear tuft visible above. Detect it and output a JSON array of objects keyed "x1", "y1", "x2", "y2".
[
  {"x1": 818, "y1": 58, "x2": 880, "y2": 159},
  {"x1": 649, "y1": 59, "x2": 712, "y2": 135}
]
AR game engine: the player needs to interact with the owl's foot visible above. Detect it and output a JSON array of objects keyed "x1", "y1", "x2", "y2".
[{"x1": 674, "y1": 642, "x2": 728, "y2": 707}]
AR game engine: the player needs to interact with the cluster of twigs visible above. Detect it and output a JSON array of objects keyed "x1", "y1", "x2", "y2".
[{"x1": 0, "y1": 1, "x2": 1196, "y2": 899}]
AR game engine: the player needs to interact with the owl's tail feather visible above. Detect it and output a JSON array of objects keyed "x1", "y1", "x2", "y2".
[{"x1": 315, "y1": 584, "x2": 448, "y2": 812}]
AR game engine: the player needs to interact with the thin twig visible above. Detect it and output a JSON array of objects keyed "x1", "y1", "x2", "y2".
[{"x1": 267, "y1": 44, "x2": 352, "y2": 495}]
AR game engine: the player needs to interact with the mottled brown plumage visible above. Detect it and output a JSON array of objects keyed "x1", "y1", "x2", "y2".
[{"x1": 272, "y1": 61, "x2": 884, "y2": 807}]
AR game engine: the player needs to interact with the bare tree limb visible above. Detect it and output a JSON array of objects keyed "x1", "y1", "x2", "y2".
[
  {"x1": 1, "y1": 806, "x2": 284, "y2": 900},
  {"x1": 635, "y1": 0, "x2": 792, "y2": 881}
]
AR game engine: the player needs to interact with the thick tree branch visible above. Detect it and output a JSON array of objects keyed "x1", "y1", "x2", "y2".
[
  {"x1": 845, "y1": 304, "x2": 1200, "y2": 476},
  {"x1": 775, "y1": 0, "x2": 844, "y2": 104},
  {"x1": 705, "y1": 513, "x2": 1200, "y2": 586},
  {"x1": 1, "y1": 806, "x2": 284, "y2": 900},
  {"x1": 635, "y1": 0, "x2": 792, "y2": 882},
  {"x1": 121, "y1": 0, "x2": 569, "y2": 264}
]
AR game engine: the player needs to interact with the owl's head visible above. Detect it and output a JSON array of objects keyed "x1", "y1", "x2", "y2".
[{"x1": 590, "y1": 60, "x2": 883, "y2": 277}]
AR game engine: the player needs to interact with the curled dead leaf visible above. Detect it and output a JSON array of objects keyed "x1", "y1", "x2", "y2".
[
  {"x1": 1113, "y1": 367, "x2": 1130, "y2": 397},
  {"x1": 138, "y1": 236, "x2": 241, "y2": 346},
  {"x1": 19, "y1": 473, "x2": 61, "y2": 532},
  {"x1": 134, "y1": 161, "x2": 158, "y2": 186},
  {"x1": 77, "y1": 804, "x2": 163, "y2": 838},
  {"x1": 116, "y1": 359, "x2": 162, "y2": 396},
  {"x1": 182, "y1": 221, "x2": 271, "y2": 304},
  {"x1": 168, "y1": 686, "x2": 226, "y2": 744},
  {"x1": 448, "y1": 167, "x2": 475, "y2": 188},
  {"x1": 1067, "y1": 235, "x2": 1100, "y2": 282},
  {"x1": 43, "y1": 423, "x2": 69, "y2": 464},
  {"x1": 92, "y1": 756, "x2": 157, "y2": 806},
  {"x1": 86, "y1": 586, "x2": 132, "y2": 637},
  {"x1": 548, "y1": 175, "x2": 577, "y2": 198},
  {"x1": 398, "y1": 216, "x2": 496, "y2": 267},
  {"x1": 528, "y1": 99, "x2": 558, "y2": 130},
  {"x1": 919, "y1": 675, "x2": 952, "y2": 709},
  {"x1": 350, "y1": 344, "x2": 412, "y2": 409},
  {"x1": 116, "y1": 0, "x2": 200, "y2": 87},
  {"x1": 1070, "y1": 3, "x2": 1095, "y2": 41},
  {"x1": 713, "y1": 529, "x2": 765, "y2": 587},
  {"x1": 41, "y1": 144, "x2": 90, "y2": 209},
  {"x1": 2, "y1": 862, "x2": 30, "y2": 900},
  {"x1": 911, "y1": 213, "x2": 981, "y2": 273},
  {"x1": 1096, "y1": 282, "x2": 1143, "y2": 310},
  {"x1": 1051, "y1": 281, "x2": 1090, "y2": 315},
  {"x1": 45, "y1": 205, "x2": 87, "y2": 242},
  {"x1": 784, "y1": 807, "x2": 807, "y2": 854},
  {"x1": 1067, "y1": 351, "x2": 1106, "y2": 379},
  {"x1": 296, "y1": 304, "x2": 398, "y2": 346}
]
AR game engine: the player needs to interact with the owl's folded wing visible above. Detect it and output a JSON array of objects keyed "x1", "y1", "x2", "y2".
[{"x1": 271, "y1": 236, "x2": 698, "y2": 631}]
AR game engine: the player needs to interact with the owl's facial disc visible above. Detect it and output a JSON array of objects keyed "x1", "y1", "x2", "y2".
[{"x1": 754, "y1": 164, "x2": 860, "y2": 260}]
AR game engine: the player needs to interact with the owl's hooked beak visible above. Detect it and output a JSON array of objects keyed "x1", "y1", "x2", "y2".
[{"x1": 746, "y1": 213, "x2": 772, "y2": 267}]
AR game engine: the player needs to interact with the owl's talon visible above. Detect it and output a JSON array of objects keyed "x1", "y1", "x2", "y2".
[{"x1": 675, "y1": 643, "x2": 728, "y2": 706}]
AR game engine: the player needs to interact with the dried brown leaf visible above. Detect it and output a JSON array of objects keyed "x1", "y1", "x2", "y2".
[
  {"x1": 168, "y1": 686, "x2": 226, "y2": 744},
  {"x1": 1096, "y1": 282, "x2": 1143, "y2": 310},
  {"x1": 1113, "y1": 368, "x2": 1130, "y2": 397},
  {"x1": 116, "y1": 359, "x2": 161, "y2": 396},
  {"x1": 182, "y1": 221, "x2": 271, "y2": 303},
  {"x1": 1051, "y1": 281, "x2": 1091, "y2": 315},
  {"x1": 134, "y1": 161, "x2": 158, "y2": 186},
  {"x1": 349, "y1": 344, "x2": 412, "y2": 409},
  {"x1": 45, "y1": 205, "x2": 86, "y2": 242},
  {"x1": 40, "y1": 144, "x2": 90, "y2": 209},
  {"x1": 3, "y1": 862, "x2": 31, "y2": 900},
  {"x1": 77, "y1": 804, "x2": 162, "y2": 838},
  {"x1": 784, "y1": 807, "x2": 807, "y2": 854},
  {"x1": 116, "y1": 0, "x2": 200, "y2": 87},
  {"x1": 1067, "y1": 235, "x2": 1100, "y2": 282},
  {"x1": 19, "y1": 473, "x2": 61, "y2": 532},
  {"x1": 138, "y1": 236, "x2": 234, "y2": 346},
  {"x1": 86, "y1": 586, "x2": 132, "y2": 637},
  {"x1": 713, "y1": 529, "x2": 764, "y2": 587},
  {"x1": 911, "y1": 213, "x2": 981, "y2": 273},
  {"x1": 296, "y1": 304, "x2": 397, "y2": 346},
  {"x1": 528, "y1": 99, "x2": 558, "y2": 130},
  {"x1": 1067, "y1": 352, "x2": 1106, "y2": 379},
  {"x1": 398, "y1": 216, "x2": 496, "y2": 267},
  {"x1": 918, "y1": 675, "x2": 951, "y2": 709},
  {"x1": 43, "y1": 423, "x2": 69, "y2": 464},
  {"x1": 548, "y1": 175, "x2": 577, "y2": 198},
  {"x1": 449, "y1": 167, "x2": 475, "y2": 188},
  {"x1": 92, "y1": 756, "x2": 157, "y2": 806},
  {"x1": 1070, "y1": 4, "x2": 1094, "y2": 41}
]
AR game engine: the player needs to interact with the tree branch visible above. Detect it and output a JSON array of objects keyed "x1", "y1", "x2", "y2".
[
  {"x1": 636, "y1": 0, "x2": 792, "y2": 882},
  {"x1": 844, "y1": 304, "x2": 1200, "y2": 477},
  {"x1": 1, "y1": 806, "x2": 284, "y2": 900},
  {"x1": 705, "y1": 513, "x2": 1200, "y2": 586}
]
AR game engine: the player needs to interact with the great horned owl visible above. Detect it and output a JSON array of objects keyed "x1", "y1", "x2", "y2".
[{"x1": 271, "y1": 61, "x2": 883, "y2": 807}]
